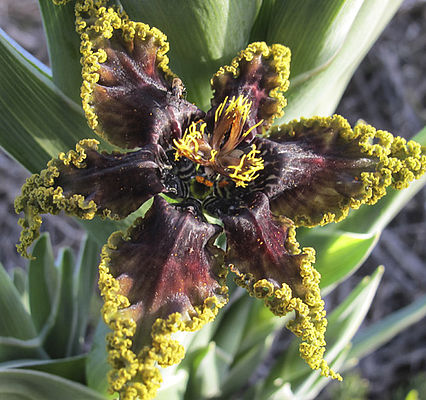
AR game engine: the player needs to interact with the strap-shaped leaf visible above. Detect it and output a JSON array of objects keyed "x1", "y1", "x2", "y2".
[
  {"x1": 38, "y1": 0, "x2": 82, "y2": 102},
  {"x1": 0, "y1": 369, "x2": 105, "y2": 400},
  {"x1": 268, "y1": 0, "x2": 403, "y2": 121},
  {"x1": 259, "y1": 266, "x2": 383, "y2": 399},
  {"x1": 28, "y1": 233, "x2": 58, "y2": 332},
  {"x1": 43, "y1": 248, "x2": 76, "y2": 358},
  {"x1": 348, "y1": 294, "x2": 426, "y2": 364},
  {"x1": 121, "y1": 0, "x2": 262, "y2": 109},
  {"x1": 0, "y1": 263, "x2": 36, "y2": 340},
  {"x1": 0, "y1": 29, "x2": 108, "y2": 173},
  {"x1": 0, "y1": 355, "x2": 86, "y2": 384},
  {"x1": 70, "y1": 234, "x2": 100, "y2": 355}
]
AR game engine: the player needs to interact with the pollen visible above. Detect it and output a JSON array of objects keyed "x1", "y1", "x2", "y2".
[
  {"x1": 225, "y1": 95, "x2": 252, "y2": 124},
  {"x1": 228, "y1": 144, "x2": 265, "y2": 187},
  {"x1": 173, "y1": 121, "x2": 208, "y2": 162}
]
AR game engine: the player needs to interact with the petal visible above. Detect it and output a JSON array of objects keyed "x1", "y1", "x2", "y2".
[
  {"x1": 254, "y1": 115, "x2": 426, "y2": 227},
  {"x1": 99, "y1": 196, "x2": 227, "y2": 399},
  {"x1": 208, "y1": 42, "x2": 291, "y2": 137},
  {"x1": 222, "y1": 192, "x2": 341, "y2": 380},
  {"x1": 76, "y1": 1, "x2": 203, "y2": 149},
  {"x1": 15, "y1": 139, "x2": 164, "y2": 257}
]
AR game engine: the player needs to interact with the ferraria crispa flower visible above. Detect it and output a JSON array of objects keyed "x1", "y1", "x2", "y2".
[{"x1": 15, "y1": 1, "x2": 426, "y2": 399}]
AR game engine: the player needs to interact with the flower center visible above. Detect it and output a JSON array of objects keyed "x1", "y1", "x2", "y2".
[{"x1": 173, "y1": 95, "x2": 264, "y2": 187}]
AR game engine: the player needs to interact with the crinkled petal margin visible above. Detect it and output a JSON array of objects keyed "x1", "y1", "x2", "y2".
[
  {"x1": 15, "y1": 139, "x2": 164, "y2": 257},
  {"x1": 209, "y1": 42, "x2": 291, "y2": 137},
  {"x1": 256, "y1": 115, "x2": 426, "y2": 227},
  {"x1": 98, "y1": 196, "x2": 228, "y2": 400},
  {"x1": 76, "y1": 0, "x2": 202, "y2": 149},
  {"x1": 223, "y1": 193, "x2": 341, "y2": 380}
]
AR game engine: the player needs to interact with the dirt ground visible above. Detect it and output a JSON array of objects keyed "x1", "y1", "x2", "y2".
[{"x1": 0, "y1": 1, "x2": 425, "y2": 399}]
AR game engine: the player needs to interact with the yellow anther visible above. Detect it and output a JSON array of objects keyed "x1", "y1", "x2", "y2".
[
  {"x1": 227, "y1": 144, "x2": 264, "y2": 187},
  {"x1": 243, "y1": 118, "x2": 264, "y2": 137},
  {"x1": 225, "y1": 95, "x2": 252, "y2": 124},
  {"x1": 215, "y1": 96, "x2": 228, "y2": 123},
  {"x1": 174, "y1": 121, "x2": 206, "y2": 161},
  {"x1": 209, "y1": 149, "x2": 218, "y2": 162}
]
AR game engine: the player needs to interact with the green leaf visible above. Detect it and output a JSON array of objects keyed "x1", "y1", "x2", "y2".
[
  {"x1": 0, "y1": 369, "x2": 105, "y2": 400},
  {"x1": 0, "y1": 29, "x2": 107, "y2": 173},
  {"x1": 235, "y1": 297, "x2": 288, "y2": 358},
  {"x1": 38, "y1": 0, "x2": 82, "y2": 103},
  {"x1": 260, "y1": 267, "x2": 383, "y2": 399},
  {"x1": 70, "y1": 235, "x2": 100, "y2": 355},
  {"x1": 85, "y1": 320, "x2": 111, "y2": 395},
  {"x1": 184, "y1": 342, "x2": 227, "y2": 399},
  {"x1": 28, "y1": 234, "x2": 57, "y2": 332},
  {"x1": 220, "y1": 331, "x2": 276, "y2": 398},
  {"x1": 213, "y1": 293, "x2": 252, "y2": 368},
  {"x1": 268, "y1": 0, "x2": 404, "y2": 121},
  {"x1": 266, "y1": 0, "x2": 364, "y2": 80},
  {"x1": 11, "y1": 267, "x2": 27, "y2": 299},
  {"x1": 0, "y1": 355, "x2": 86, "y2": 384},
  {"x1": 0, "y1": 336, "x2": 48, "y2": 363},
  {"x1": 121, "y1": 0, "x2": 262, "y2": 109},
  {"x1": 291, "y1": 346, "x2": 351, "y2": 400},
  {"x1": 249, "y1": 0, "x2": 278, "y2": 42},
  {"x1": 298, "y1": 230, "x2": 380, "y2": 293},
  {"x1": 347, "y1": 294, "x2": 426, "y2": 366},
  {"x1": 154, "y1": 367, "x2": 188, "y2": 400},
  {"x1": 43, "y1": 248, "x2": 76, "y2": 358},
  {"x1": 322, "y1": 267, "x2": 384, "y2": 361},
  {"x1": 0, "y1": 263, "x2": 36, "y2": 340}
]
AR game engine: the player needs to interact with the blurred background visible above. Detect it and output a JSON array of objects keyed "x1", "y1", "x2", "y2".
[{"x1": 0, "y1": 1, "x2": 425, "y2": 398}]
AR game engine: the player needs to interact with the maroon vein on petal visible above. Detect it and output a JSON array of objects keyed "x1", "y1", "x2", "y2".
[
  {"x1": 80, "y1": 8, "x2": 204, "y2": 149},
  {"x1": 252, "y1": 116, "x2": 382, "y2": 226},
  {"x1": 103, "y1": 196, "x2": 227, "y2": 347},
  {"x1": 222, "y1": 192, "x2": 307, "y2": 298},
  {"x1": 207, "y1": 42, "x2": 290, "y2": 140},
  {"x1": 54, "y1": 143, "x2": 166, "y2": 219}
]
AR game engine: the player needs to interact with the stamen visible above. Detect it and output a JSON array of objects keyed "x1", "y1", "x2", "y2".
[
  {"x1": 227, "y1": 144, "x2": 264, "y2": 187},
  {"x1": 243, "y1": 118, "x2": 264, "y2": 138},
  {"x1": 225, "y1": 96, "x2": 252, "y2": 124},
  {"x1": 209, "y1": 149, "x2": 218, "y2": 162},
  {"x1": 215, "y1": 96, "x2": 229, "y2": 123},
  {"x1": 174, "y1": 121, "x2": 207, "y2": 161},
  {"x1": 175, "y1": 95, "x2": 265, "y2": 187}
]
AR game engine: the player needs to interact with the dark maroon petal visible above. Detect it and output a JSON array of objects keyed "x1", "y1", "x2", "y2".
[
  {"x1": 15, "y1": 140, "x2": 165, "y2": 257},
  {"x1": 80, "y1": 8, "x2": 203, "y2": 149},
  {"x1": 207, "y1": 42, "x2": 290, "y2": 139},
  {"x1": 54, "y1": 142, "x2": 165, "y2": 219},
  {"x1": 221, "y1": 190, "x2": 341, "y2": 381},
  {"x1": 252, "y1": 115, "x2": 392, "y2": 226},
  {"x1": 103, "y1": 196, "x2": 227, "y2": 345},
  {"x1": 222, "y1": 192, "x2": 307, "y2": 299}
]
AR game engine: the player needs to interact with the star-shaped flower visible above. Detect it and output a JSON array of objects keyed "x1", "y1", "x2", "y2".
[{"x1": 15, "y1": 1, "x2": 426, "y2": 399}]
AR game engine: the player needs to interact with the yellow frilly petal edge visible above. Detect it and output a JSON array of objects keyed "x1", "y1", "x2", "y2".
[
  {"x1": 98, "y1": 235, "x2": 228, "y2": 400},
  {"x1": 74, "y1": 0, "x2": 175, "y2": 142},
  {"x1": 273, "y1": 115, "x2": 426, "y2": 227},
  {"x1": 52, "y1": 0, "x2": 72, "y2": 4},
  {"x1": 14, "y1": 139, "x2": 110, "y2": 258},
  {"x1": 212, "y1": 42, "x2": 291, "y2": 124},
  {"x1": 231, "y1": 219, "x2": 342, "y2": 381}
]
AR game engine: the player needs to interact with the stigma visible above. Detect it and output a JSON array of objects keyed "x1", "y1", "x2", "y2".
[{"x1": 174, "y1": 95, "x2": 264, "y2": 187}]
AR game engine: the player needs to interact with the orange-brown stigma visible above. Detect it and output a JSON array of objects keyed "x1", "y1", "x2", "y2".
[{"x1": 174, "y1": 95, "x2": 264, "y2": 187}]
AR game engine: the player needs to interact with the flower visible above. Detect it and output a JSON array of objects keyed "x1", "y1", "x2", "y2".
[{"x1": 15, "y1": 1, "x2": 426, "y2": 399}]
